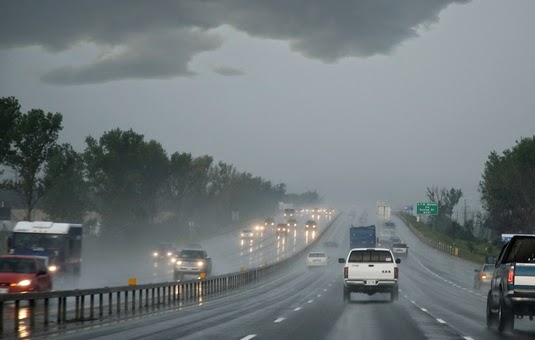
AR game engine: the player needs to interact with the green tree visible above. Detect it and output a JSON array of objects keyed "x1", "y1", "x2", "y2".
[
  {"x1": 0, "y1": 97, "x2": 20, "y2": 164},
  {"x1": 84, "y1": 128, "x2": 169, "y2": 235},
  {"x1": 0, "y1": 102, "x2": 63, "y2": 220},
  {"x1": 480, "y1": 136, "x2": 535, "y2": 234},
  {"x1": 42, "y1": 144, "x2": 87, "y2": 223},
  {"x1": 426, "y1": 186, "x2": 463, "y2": 231}
]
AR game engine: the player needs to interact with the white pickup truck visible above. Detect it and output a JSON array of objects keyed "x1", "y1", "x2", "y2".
[{"x1": 339, "y1": 248, "x2": 401, "y2": 302}]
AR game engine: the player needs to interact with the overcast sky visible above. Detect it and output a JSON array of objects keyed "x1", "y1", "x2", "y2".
[{"x1": 1, "y1": 0, "x2": 534, "y2": 211}]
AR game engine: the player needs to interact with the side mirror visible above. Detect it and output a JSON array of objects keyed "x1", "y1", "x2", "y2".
[
  {"x1": 338, "y1": 258, "x2": 345, "y2": 264},
  {"x1": 395, "y1": 258, "x2": 401, "y2": 264}
]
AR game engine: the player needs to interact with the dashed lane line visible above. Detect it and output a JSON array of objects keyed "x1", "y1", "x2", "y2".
[
  {"x1": 436, "y1": 319, "x2": 447, "y2": 324},
  {"x1": 294, "y1": 307, "x2": 301, "y2": 311},
  {"x1": 241, "y1": 335, "x2": 257, "y2": 340},
  {"x1": 274, "y1": 317, "x2": 285, "y2": 323}
]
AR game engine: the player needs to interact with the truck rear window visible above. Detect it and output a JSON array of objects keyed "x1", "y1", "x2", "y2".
[
  {"x1": 505, "y1": 238, "x2": 535, "y2": 263},
  {"x1": 348, "y1": 250, "x2": 393, "y2": 263}
]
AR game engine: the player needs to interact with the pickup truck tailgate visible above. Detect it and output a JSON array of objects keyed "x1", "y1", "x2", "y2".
[
  {"x1": 348, "y1": 263, "x2": 394, "y2": 280},
  {"x1": 515, "y1": 263, "x2": 535, "y2": 292}
]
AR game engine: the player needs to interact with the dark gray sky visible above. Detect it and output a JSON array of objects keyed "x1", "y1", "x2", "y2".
[{"x1": 1, "y1": 0, "x2": 534, "y2": 210}]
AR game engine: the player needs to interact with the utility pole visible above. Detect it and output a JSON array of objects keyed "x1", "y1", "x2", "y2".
[{"x1": 463, "y1": 199, "x2": 467, "y2": 227}]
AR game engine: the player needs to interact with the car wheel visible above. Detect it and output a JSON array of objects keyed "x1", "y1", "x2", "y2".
[
  {"x1": 343, "y1": 287, "x2": 350, "y2": 302},
  {"x1": 498, "y1": 293, "x2": 514, "y2": 333},
  {"x1": 486, "y1": 291, "x2": 497, "y2": 328}
]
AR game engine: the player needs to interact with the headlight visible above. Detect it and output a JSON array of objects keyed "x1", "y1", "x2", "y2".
[
  {"x1": 176, "y1": 260, "x2": 182, "y2": 265},
  {"x1": 197, "y1": 261, "x2": 205, "y2": 267},
  {"x1": 167, "y1": 252, "x2": 173, "y2": 257},
  {"x1": 153, "y1": 252, "x2": 158, "y2": 257},
  {"x1": 171, "y1": 258, "x2": 177, "y2": 263},
  {"x1": 48, "y1": 265, "x2": 58, "y2": 272},
  {"x1": 17, "y1": 279, "x2": 32, "y2": 287}
]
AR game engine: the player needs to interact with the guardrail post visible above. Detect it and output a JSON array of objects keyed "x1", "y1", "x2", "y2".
[
  {"x1": 80, "y1": 295, "x2": 85, "y2": 320},
  {"x1": 116, "y1": 292, "x2": 121, "y2": 315},
  {"x1": 44, "y1": 297, "x2": 49, "y2": 326},
  {"x1": 124, "y1": 291, "x2": 128, "y2": 312},
  {"x1": 0, "y1": 301, "x2": 3, "y2": 333},
  {"x1": 29, "y1": 299, "x2": 36, "y2": 329},
  {"x1": 108, "y1": 293, "x2": 112, "y2": 316},
  {"x1": 75, "y1": 296, "x2": 80, "y2": 320},
  {"x1": 14, "y1": 300, "x2": 20, "y2": 333},
  {"x1": 151, "y1": 288, "x2": 155, "y2": 309},
  {"x1": 145, "y1": 289, "x2": 149, "y2": 308},
  {"x1": 157, "y1": 287, "x2": 161, "y2": 306},
  {"x1": 99, "y1": 294, "x2": 103, "y2": 318},
  {"x1": 132, "y1": 290, "x2": 136, "y2": 312},
  {"x1": 89, "y1": 294, "x2": 95, "y2": 320},
  {"x1": 57, "y1": 297, "x2": 62, "y2": 324}
]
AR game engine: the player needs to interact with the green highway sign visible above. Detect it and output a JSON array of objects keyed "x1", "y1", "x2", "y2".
[{"x1": 416, "y1": 202, "x2": 438, "y2": 215}]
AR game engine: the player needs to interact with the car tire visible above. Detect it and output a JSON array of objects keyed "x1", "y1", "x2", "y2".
[
  {"x1": 498, "y1": 292, "x2": 514, "y2": 333},
  {"x1": 486, "y1": 291, "x2": 497, "y2": 328},
  {"x1": 343, "y1": 287, "x2": 350, "y2": 302}
]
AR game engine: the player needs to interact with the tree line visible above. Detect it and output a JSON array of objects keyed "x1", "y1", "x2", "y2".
[
  {"x1": 424, "y1": 136, "x2": 535, "y2": 242},
  {"x1": 0, "y1": 97, "x2": 320, "y2": 237}
]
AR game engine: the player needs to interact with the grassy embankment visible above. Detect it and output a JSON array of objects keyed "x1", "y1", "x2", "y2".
[{"x1": 399, "y1": 213, "x2": 501, "y2": 264}]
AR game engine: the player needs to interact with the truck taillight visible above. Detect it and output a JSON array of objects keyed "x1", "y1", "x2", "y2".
[
  {"x1": 344, "y1": 267, "x2": 348, "y2": 279},
  {"x1": 394, "y1": 267, "x2": 399, "y2": 279},
  {"x1": 507, "y1": 266, "x2": 515, "y2": 284}
]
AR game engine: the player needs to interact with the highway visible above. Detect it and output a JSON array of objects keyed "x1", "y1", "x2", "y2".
[{"x1": 15, "y1": 209, "x2": 535, "y2": 339}]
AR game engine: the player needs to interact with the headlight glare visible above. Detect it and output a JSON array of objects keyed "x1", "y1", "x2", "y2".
[{"x1": 17, "y1": 279, "x2": 32, "y2": 287}]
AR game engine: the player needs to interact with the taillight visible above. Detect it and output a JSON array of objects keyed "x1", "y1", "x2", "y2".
[
  {"x1": 344, "y1": 267, "x2": 348, "y2": 279},
  {"x1": 394, "y1": 267, "x2": 399, "y2": 279},
  {"x1": 507, "y1": 266, "x2": 515, "y2": 284}
]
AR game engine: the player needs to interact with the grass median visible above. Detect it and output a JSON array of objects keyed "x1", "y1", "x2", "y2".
[{"x1": 400, "y1": 213, "x2": 500, "y2": 264}]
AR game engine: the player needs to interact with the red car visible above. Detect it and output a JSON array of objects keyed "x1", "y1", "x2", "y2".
[{"x1": 0, "y1": 255, "x2": 53, "y2": 293}]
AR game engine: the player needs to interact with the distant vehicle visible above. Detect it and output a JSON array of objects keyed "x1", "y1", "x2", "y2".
[
  {"x1": 392, "y1": 243, "x2": 409, "y2": 258},
  {"x1": 152, "y1": 242, "x2": 176, "y2": 261},
  {"x1": 173, "y1": 249, "x2": 212, "y2": 280},
  {"x1": 350, "y1": 225, "x2": 376, "y2": 249},
  {"x1": 240, "y1": 229, "x2": 254, "y2": 239},
  {"x1": 384, "y1": 221, "x2": 396, "y2": 229},
  {"x1": 306, "y1": 252, "x2": 328, "y2": 267},
  {"x1": 254, "y1": 225, "x2": 265, "y2": 232},
  {"x1": 276, "y1": 223, "x2": 289, "y2": 235},
  {"x1": 339, "y1": 248, "x2": 400, "y2": 302},
  {"x1": 389, "y1": 236, "x2": 402, "y2": 244},
  {"x1": 264, "y1": 218, "x2": 275, "y2": 227},
  {"x1": 305, "y1": 220, "x2": 317, "y2": 230},
  {"x1": 324, "y1": 241, "x2": 339, "y2": 247},
  {"x1": 284, "y1": 209, "x2": 295, "y2": 217},
  {"x1": 474, "y1": 263, "x2": 494, "y2": 289},
  {"x1": 287, "y1": 218, "x2": 298, "y2": 228},
  {"x1": 9, "y1": 221, "x2": 82, "y2": 277},
  {"x1": 486, "y1": 235, "x2": 535, "y2": 332},
  {"x1": 0, "y1": 255, "x2": 53, "y2": 293}
]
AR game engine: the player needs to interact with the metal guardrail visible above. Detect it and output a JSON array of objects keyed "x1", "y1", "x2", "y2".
[{"x1": 0, "y1": 214, "x2": 340, "y2": 338}]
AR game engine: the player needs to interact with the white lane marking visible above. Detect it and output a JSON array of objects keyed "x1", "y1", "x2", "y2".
[
  {"x1": 241, "y1": 335, "x2": 257, "y2": 340},
  {"x1": 308, "y1": 300, "x2": 313, "y2": 303},
  {"x1": 328, "y1": 284, "x2": 332, "y2": 287},
  {"x1": 463, "y1": 337, "x2": 474, "y2": 340},
  {"x1": 317, "y1": 294, "x2": 322, "y2": 297},
  {"x1": 274, "y1": 318, "x2": 285, "y2": 323},
  {"x1": 410, "y1": 301, "x2": 416, "y2": 304},
  {"x1": 404, "y1": 295, "x2": 408, "y2": 298},
  {"x1": 436, "y1": 319, "x2": 446, "y2": 324},
  {"x1": 323, "y1": 289, "x2": 327, "y2": 292},
  {"x1": 294, "y1": 307, "x2": 301, "y2": 311},
  {"x1": 421, "y1": 308, "x2": 428, "y2": 312},
  {"x1": 399, "y1": 288, "x2": 403, "y2": 292}
]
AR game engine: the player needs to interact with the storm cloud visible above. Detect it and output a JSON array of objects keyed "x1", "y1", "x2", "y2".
[{"x1": 1, "y1": 0, "x2": 468, "y2": 84}]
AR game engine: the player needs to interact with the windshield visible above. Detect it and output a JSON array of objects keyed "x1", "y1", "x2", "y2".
[
  {"x1": 0, "y1": 258, "x2": 36, "y2": 273},
  {"x1": 180, "y1": 250, "x2": 205, "y2": 259},
  {"x1": 12, "y1": 233, "x2": 65, "y2": 251}
]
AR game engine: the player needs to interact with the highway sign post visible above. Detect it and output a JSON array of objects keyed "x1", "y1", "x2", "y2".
[{"x1": 416, "y1": 202, "x2": 438, "y2": 215}]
